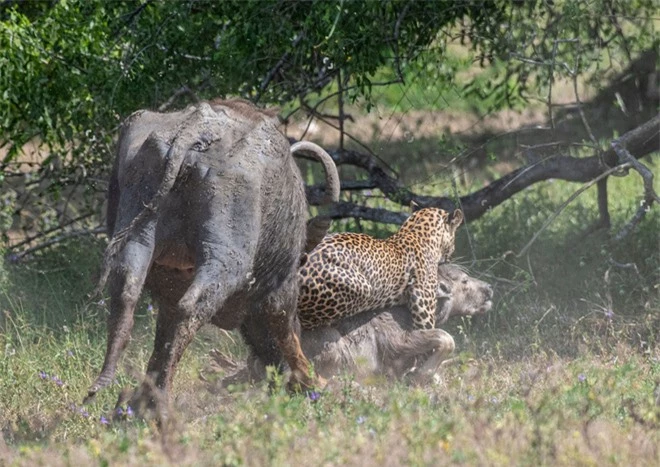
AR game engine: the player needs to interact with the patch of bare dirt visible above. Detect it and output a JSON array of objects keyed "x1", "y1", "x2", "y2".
[{"x1": 285, "y1": 106, "x2": 549, "y2": 151}]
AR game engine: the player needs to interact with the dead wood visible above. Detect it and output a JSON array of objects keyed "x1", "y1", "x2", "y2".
[{"x1": 305, "y1": 114, "x2": 660, "y2": 225}]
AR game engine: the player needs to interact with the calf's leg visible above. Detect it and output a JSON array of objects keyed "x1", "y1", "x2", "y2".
[
  {"x1": 414, "y1": 329, "x2": 456, "y2": 374},
  {"x1": 382, "y1": 327, "x2": 455, "y2": 379}
]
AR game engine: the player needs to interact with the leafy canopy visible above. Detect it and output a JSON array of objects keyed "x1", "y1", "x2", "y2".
[{"x1": 0, "y1": 0, "x2": 656, "y2": 241}]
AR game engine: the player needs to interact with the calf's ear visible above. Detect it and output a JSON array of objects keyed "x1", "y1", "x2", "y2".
[{"x1": 449, "y1": 209, "x2": 464, "y2": 231}]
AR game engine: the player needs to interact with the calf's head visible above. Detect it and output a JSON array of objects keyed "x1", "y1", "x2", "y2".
[{"x1": 436, "y1": 264, "x2": 493, "y2": 324}]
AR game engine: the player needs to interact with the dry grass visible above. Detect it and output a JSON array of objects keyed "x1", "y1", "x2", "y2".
[{"x1": 1, "y1": 343, "x2": 658, "y2": 466}]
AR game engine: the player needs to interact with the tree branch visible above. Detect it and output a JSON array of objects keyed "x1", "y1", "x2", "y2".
[
  {"x1": 516, "y1": 162, "x2": 631, "y2": 258},
  {"x1": 11, "y1": 226, "x2": 106, "y2": 261},
  {"x1": 392, "y1": 1, "x2": 413, "y2": 83},
  {"x1": 157, "y1": 86, "x2": 199, "y2": 111},
  {"x1": 611, "y1": 120, "x2": 660, "y2": 240},
  {"x1": 254, "y1": 33, "x2": 304, "y2": 104},
  {"x1": 326, "y1": 202, "x2": 408, "y2": 225},
  {"x1": 304, "y1": 115, "x2": 660, "y2": 227},
  {"x1": 8, "y1": 212, "x2": 96, "y2": 251}
]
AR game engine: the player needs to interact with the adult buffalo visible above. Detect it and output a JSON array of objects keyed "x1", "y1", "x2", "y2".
[{"x1": 86, "y1": 99, "x2": 339, "y2": 416}]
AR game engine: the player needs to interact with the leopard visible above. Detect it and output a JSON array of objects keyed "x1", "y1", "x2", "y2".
[{"x1": 297, "y1": 207, "x2": 464, "y2": 331}]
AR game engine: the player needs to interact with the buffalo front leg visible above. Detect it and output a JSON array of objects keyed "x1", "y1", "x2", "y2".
[{"x1": 85, "y1": 238, "x2": 154, "y2": 403}]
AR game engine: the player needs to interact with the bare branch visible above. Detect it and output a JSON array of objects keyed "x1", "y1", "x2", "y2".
[
  {"x1": 612, "y1": 134, "x2": 660, "y2": 205},
  {"x1": 302, "y1": 114, "x2": 660, "y2": 227},
  {"x1": 7, "y1": 212, "x2": 96, "y2": 251},
  {"x1": 517, "y1": 163, "x2": 631, "y2": 258},
  {"x1": 613, "y1": 200, "x2": 653, "y2": 242},
  {"x1": 305, "y1": 180, "x2": 377, "y2": 206},
  {"x1": 12, "y1": 226, "x2": 106, "y2": 261},
  {"x1": 571, "y1": 47, "x2": 600, "y2": 150},
  {"x1": 578, "y1": 177, "x2": 611, "y2": 239},
  {"x1": 337, "y1": 70, "x2": 345, "y2": 151},
  {"x1": 157, "y1": 86, "x2": 199, "y2": 112},
  {"x1": 393, "y1": 1, "x2": 413, "y2": 83},
  {"x1": 547, "y1": 39, "x2": 560, "y2": 130},
  {"x1": 298, "y1": 105, "x2": 399, "y2": 176},
  {"x1": 281, "y1": 77, "x2": 403, "y2": 124},
  {"x1": 327, "y1": 202, "x2": 408, "y2": 225},
  {"x1": 254, "y1": 33, "x2": 304, "y2": 103},
  {"x1": 611, "y1": 118, "x2": 660, "y2": 240},
  {"x1": 114, "y1": 1, "x2": 154, "y2": 38}
]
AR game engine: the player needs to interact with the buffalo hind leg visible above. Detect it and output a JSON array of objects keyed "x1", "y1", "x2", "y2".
[
  {"x1": 125, "y1": 298, "x2": 201, "y2": 420},
  {"x1": 265, "y1": 278, "x2": 325, "y2": 392},
  {"x1": 85, "y1": 239, "x2": 154, "y2": 403}
]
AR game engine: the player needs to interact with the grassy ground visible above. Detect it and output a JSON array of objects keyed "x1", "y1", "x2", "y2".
[{"x1": 1, "y1": 155, "x2": 659, "y2": 465}]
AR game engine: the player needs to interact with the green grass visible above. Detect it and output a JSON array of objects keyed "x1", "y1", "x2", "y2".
[{"x1": 1, "y1": 159, "x2": 659, "y2": 465}]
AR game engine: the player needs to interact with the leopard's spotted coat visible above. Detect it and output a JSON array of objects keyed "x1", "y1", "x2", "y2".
[{"x1": 297, "y1": 208, "x2": 463, "y2": 330}]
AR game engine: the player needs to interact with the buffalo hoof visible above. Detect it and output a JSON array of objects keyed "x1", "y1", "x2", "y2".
[
  {"x1": 114, "y1": 383, "x2": 169, "y2": 423},
  {"x1": 287, "y1": 369, "x2": 327, "y2": 394}
]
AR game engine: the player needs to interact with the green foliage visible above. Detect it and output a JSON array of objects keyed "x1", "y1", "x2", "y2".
[
  {"x1": 0, "y1": 0, "x2": 500, "y2": 243},
  {"x1": 1, "y1": 1, "x2": 118, "y2": 161},
  {"x1": 0, "y1": 0, "x2": 500, "y2": 166},
  {"x1": 463, "y1": 0, "x2": 659, "y2": 109},
  {"x1": 2, "y1": 0, "x2": 656, "y2": 246}
]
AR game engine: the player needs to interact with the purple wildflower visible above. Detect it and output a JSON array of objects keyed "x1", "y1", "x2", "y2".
[
  {"x1": 68, "y1": 404, "x2": 89, "y2": 418},
  {"x1": 308, "y1": 391, "x2": 321, "y2": 402},
  {"x1": 578, "y1": 373, "x2": 586, "y2": 383},
  {"x1": 38, "y1": 371, "x2": 48, "y2": 380},
  {"x1": 100, "y1": 416, "x2": 109, "y2": 425},
  {"x1": 97, "y1": 299, "x2": 105, "y2": 306},
  {"x1": 147, "y1": 303, "x2": 154, "y2": 313},
  {"x1": 51, "y1": 375, "x2": 64, "y2": 386},
  {"x1": 126, "y1": 406, "x2": 134, "y2": 417},
  {"x1": 356, "y1": 416, "x2": 366, "y2": 425},
  {"x1": 8, "y1": 253, "x2": 19, "y2": 264},
  {"x1": 116, "y1": 407, "x2": 124, "y2": 416},
  {"x1": 604, "y1": 309, "x2": 614, "y2": 320},
  {"x1": 66, "y1": 349, "x2": 74, "y2": 357}
]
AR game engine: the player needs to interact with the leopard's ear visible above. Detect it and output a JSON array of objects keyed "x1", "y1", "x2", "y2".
[
  {"x1": 409, "y1": 200, "x2": 420, "y2": 213},
  {"x1": 449, "y1": 209, "x2": 464, "y2": 231}
]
